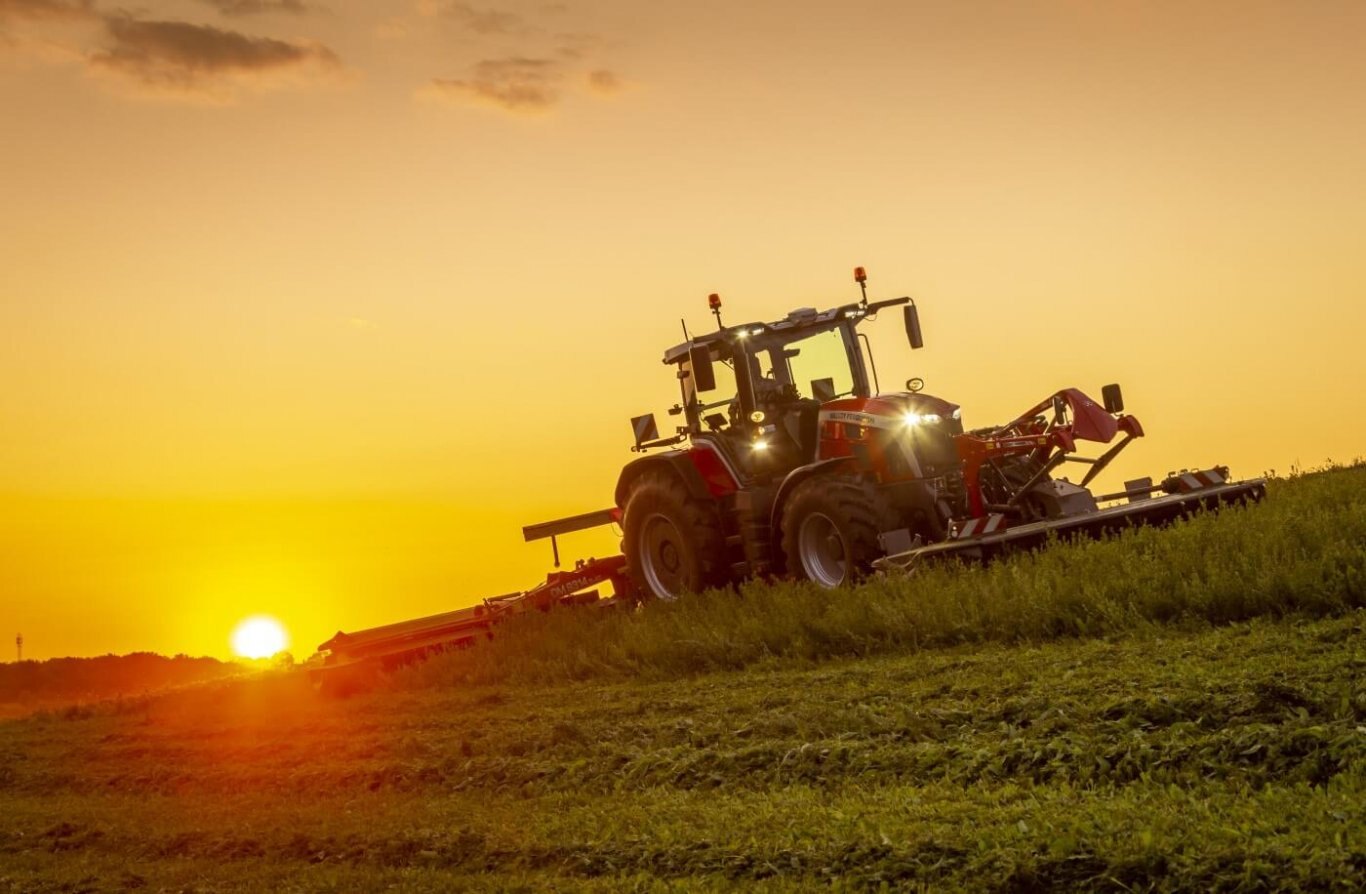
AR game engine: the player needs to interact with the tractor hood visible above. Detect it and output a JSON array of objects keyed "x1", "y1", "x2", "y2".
[
  {"x1": 813, "y1": 391, "x2": 965, "y2": 478},
  {"x1": 817, "y1": 392, "x2": 962, "y2": 431}
]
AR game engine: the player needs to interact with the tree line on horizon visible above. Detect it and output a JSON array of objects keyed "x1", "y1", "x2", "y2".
[{"x1": 0, "y1": 652, "x2": 241, "y2": 709}]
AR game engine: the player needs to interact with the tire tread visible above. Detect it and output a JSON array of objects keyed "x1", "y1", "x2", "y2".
[
  {"x1": 780, "y1": 476, "x2": 893, "y2": 585},
  {"x1": 622, "y1": 470, "x2": 727, "y2": 599}
]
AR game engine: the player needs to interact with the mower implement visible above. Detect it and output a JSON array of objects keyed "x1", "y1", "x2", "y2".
[
  {"x1": 312, "y1": 552, "x2": 630, "y2": 675},
  {"x1": 875, "y1": 467, "x2": 1266, "y2": 571}
]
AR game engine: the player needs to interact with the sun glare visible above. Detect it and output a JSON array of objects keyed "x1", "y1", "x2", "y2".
[{"x1": 231, "y1": 616, "x2": 289, "y2": 659}]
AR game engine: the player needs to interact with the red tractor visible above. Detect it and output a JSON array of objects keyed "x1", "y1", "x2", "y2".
[{"x1": 613, "y1": 268, "x2": 1262, "y2": 600}]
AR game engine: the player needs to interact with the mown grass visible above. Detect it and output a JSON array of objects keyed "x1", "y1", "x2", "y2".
[
  {"x1": 402, "y1": 464, "x2": 1366, "y2": 687},
  {"x1": 0, "y1": 615, "x2": 1362, "y2": 891}
]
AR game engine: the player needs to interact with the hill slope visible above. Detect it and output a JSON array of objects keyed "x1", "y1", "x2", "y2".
[{"x1": 1, "y1": 466, "x2": 1363, "y2": 892}]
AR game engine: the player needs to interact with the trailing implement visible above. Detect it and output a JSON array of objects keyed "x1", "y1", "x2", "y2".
[
  {"x1": 312, "y1": 267, "x2": 1265, "y2": 669},
  {"x1": 312, "y1": 554, "x2": 632, "y2": 676}
]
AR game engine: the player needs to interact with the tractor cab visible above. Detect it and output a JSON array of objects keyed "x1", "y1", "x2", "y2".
[
  {"x1": 632, "y1": 286, "x2": 925, "y2": 486},
  {"x1": 667, "y1": 307, "x2": 870, "y2": 478}
]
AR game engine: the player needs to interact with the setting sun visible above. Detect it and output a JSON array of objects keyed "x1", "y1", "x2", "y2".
[{"x1": 230, "y1": 617, "x2": 288, "y2": 660}]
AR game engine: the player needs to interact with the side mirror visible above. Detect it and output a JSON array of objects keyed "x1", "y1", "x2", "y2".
[
  {"x1": 631, "y1": 413, "x2": 659, "y2": 448},
  {"x1": 688, "y1": 346, "x2": 717, "y2": 392},
  {"x1": 811, "y1": 377, "x2": 836, "y2": 402},
  {"x1": 904, "y1": 304, "x2": 924, "y2": 350},
  {"x1": 1102, "y1": 383, "x2": 1124, "y2": 414}
]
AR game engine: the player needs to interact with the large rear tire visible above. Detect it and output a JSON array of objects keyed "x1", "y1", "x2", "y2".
[
  {"x1": 781, "y1": 476, "x2": 891, "y2": 588},
  {"x1": 622, "y1": 471, "x2": 727, "y2": 601}
]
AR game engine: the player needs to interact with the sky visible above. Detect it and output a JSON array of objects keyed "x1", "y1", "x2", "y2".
[{"x1": 2, "y1": 0, "x2": 1365, "y2": 661}]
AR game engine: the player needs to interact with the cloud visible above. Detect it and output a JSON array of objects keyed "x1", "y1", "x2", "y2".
[
  {"x1": 0, "y1": 0, "x2": 93, "y2": 69},
  {"x1": 89, "y1": 15, "x2": 340, "y2": 96},
  {"x1": 0, "y1": 0, "x2": 95, "y2": 21},
  {"x1": 447, "y1": 2, "x2": 528, "y2": 35},
  {"x1": 420, "y1": 1, "x2": 529, "y2": 35},
  {"x1": 198, "y1": 0, "x2": 316, "y2": 17},
  {"x1": 429, "y1": 56, "x2": 558, "y2": 112},
  {"x1": 415, "y1": 3, "x2": 628, "y2": 115},
  {"x1": 428, "y1": 59, "x2": 627, "y2": 114}
]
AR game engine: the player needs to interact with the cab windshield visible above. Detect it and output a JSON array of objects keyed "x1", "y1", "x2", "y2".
[{"x1": 749, "y1": 324, "x2": 859, "y2": 401}]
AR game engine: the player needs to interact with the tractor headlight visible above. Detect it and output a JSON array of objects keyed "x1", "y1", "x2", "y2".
[
  {"x1": 752, "y1": 439, "x2": 769, "y2": 452},
  {"x1": 903, "y1": 412, "x2": 942, "y2": 427}
]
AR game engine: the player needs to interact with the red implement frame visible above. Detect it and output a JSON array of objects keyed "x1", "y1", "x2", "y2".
[
  {"x1": 956, "y1": 388, "x2": 1144, "y2": 518},
  {"x1": 314, "y1": 507, "x2": 630, "y2": 672},
  {"x1": 314, "y1": 553, "x2": 630, "y2": 671},
  {"x1": 876, "y1": 467, "x2": 1266, "y2": 572}
]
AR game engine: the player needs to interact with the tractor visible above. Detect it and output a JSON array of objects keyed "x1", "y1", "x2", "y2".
[{"x1": 614, "y1": 268, "x2": 1259, "y2": 600}]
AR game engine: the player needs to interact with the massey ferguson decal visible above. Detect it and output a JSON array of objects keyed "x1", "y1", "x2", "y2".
[{"x1": 818, "y1": 410, "x2": 901, "y2": 430}]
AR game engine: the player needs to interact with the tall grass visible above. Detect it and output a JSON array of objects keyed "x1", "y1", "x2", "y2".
[{"x1": 399, "y1": 464, "x2": 1366, "y2": 688}]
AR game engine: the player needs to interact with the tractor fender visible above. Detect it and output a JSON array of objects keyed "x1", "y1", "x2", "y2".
[
  {"x1": 615, "y1": 451, "x2": 714, "y2": 508},
  {"x1": 768, "y1": 457, "x2": 858, "y2": 536}
]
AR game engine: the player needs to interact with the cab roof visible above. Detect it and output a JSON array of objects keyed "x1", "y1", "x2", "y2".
[{"x1": 661, "y1": 301, "x2": 868, "y2": 365}]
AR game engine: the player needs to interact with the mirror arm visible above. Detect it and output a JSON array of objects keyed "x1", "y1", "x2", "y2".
[
  {"x1": 632, "y1": 433, "x2": 688, "y2": 453},
  {"x1": 865, "y1": 296, "x2": 911, "y2": 314}
]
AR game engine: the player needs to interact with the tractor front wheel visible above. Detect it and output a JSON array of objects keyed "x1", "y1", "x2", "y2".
[
  {"x1": 781, "y1": 476, "x2": 890, "y2": 588},
  {"x1": 622, "y1": 472, "x2": 727, "y2": 601}
]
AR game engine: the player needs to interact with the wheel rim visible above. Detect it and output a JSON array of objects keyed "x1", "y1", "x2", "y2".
[
  {"x1": 639, "y1": 513, "x2": 688, "y2": 601},
  {"x1": 797, "y1": 511, "x2": 849, "y2": 588}
]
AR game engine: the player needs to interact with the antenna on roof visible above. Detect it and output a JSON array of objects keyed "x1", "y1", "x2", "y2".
[{"x1": 680, "y1": 317, "x2": 691, "y2": 341}]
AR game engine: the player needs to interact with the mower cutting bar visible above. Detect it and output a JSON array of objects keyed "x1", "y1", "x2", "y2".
[
  {"x1": 315, "y1": 554, "x2": 631, "y2": 671},
  {"x1": 315, "y1": 602, "x2": 504, "y2": 667},
  {"x1": 874, "y1": 477, "x2": 1267, "y2": 572}
]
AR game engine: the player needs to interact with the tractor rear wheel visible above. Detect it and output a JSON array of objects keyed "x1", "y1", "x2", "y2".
[
  {"x1": 622, "y1": 471, "x2": 727, "y2": 601},
  {"x1": 781, "y1": 476, "x2": 891, "y2": 588}
]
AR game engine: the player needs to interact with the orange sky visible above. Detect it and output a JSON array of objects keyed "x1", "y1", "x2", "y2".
[{"x1": 3, "y1": 0, "x2": 1365, "y2": 661}]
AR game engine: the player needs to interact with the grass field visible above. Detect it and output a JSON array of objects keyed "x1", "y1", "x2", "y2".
[{"x1": 1, "y1": 466, "x2": 1364, "y2": 892}]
